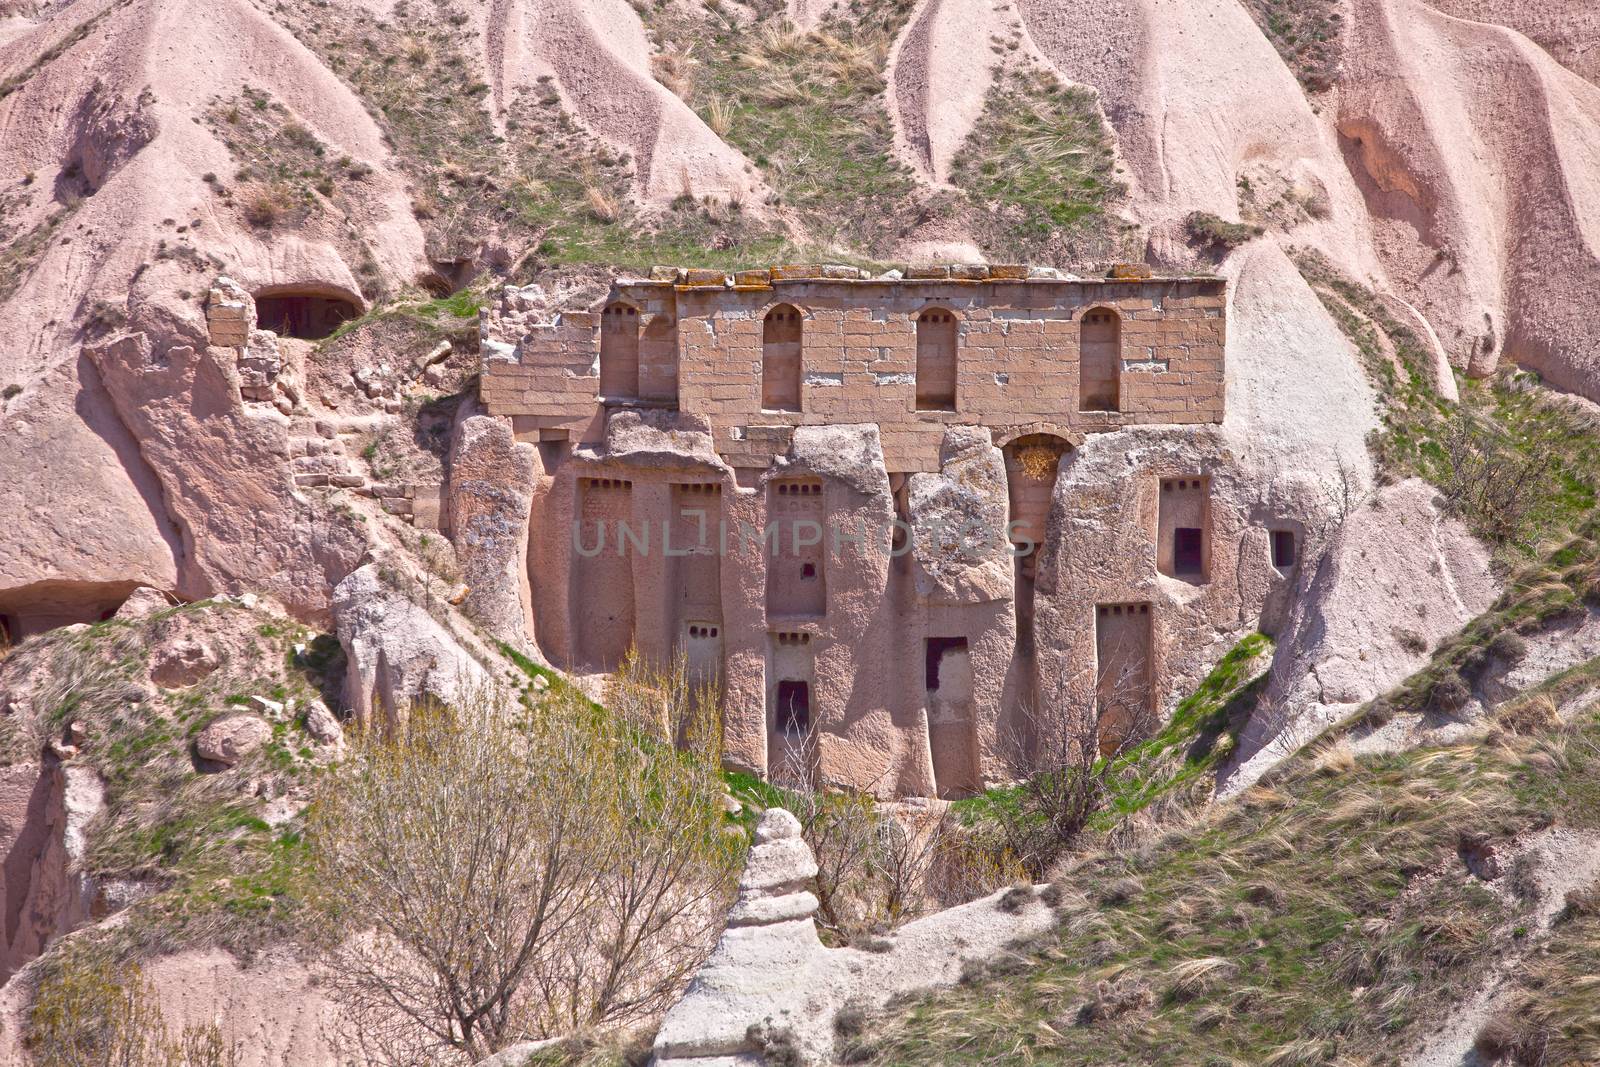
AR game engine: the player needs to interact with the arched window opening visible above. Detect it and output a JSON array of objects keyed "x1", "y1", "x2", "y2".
[
  {"x1": 915, "y1": 309, "x2": 958, "y2": 411},
  {"x1": 599, "y1": 302, "x2": 640, "y2": 399},
  {"x1": 762, "y1": 304, "x2": 803, "y2": 411},
  {"x1": 253, "y1": 289, "x2": 360, "y2": 341},
  {"x1": 1078, "y1": 308, "x2": 1121, "y2": 412}
]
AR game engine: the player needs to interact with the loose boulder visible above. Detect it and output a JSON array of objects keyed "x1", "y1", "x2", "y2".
[{"x1": 195, "y1": 715, "x2": 272, "y2": 768}]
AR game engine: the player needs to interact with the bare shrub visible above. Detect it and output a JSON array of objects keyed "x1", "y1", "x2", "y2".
[
  {"x1": 1440, "y1": 414, "x2": 1556, "y2": 544},
  {"x1": 310, "y1": 680, "x2": 741, "y2": 1064},
  {"x1": 775, "y1": 745, "x2": 878, "y2": 936},
  {"x1": 771, "y1": 742, "x2": 1003, "y2": 935},
  {"x1": 869, "y1": 807, "x2": 948, "y2": 925},
  {"x1": 924, "y1": 819, "x2": 1025, "y2": 909},
  {"x1": 997, "y1": 656, "x2": 1160, "y2": 878}
]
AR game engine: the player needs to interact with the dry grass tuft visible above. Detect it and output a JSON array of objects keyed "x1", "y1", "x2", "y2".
[
  {"x1": 584, "y1": 184, "x2": 619, "y2": 223},
  {"x1": 1499, "y1": 694, "x2": 1560, "y2": 736},
  {"x1": 239, "y1": 182, "x2": 293, "y2": 228}
]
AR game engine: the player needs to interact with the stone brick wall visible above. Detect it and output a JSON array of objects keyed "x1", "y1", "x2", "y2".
[
  {"x1": 481, "y1": 268, "x2": 1261, "y2": 800},
  {"x1": 480, "y1": 267, "x2": 1226, "y2": 473}
]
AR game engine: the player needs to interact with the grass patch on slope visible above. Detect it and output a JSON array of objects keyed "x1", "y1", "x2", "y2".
[
  {"x1": 1, "y1": 603, "x2": 343, "y2": 959},
  {"x1": 272, "y1": 0, "x2": 787, "y2": 274},
  {"x1": 498, "y1": 641, "x2": 780, "y2": 830},
  {"x1": 1295, "y1": 249, "x2": 1600, "y2": 558},
  {"x1": 863, "y1": 704, "x2": 1600, "y2": 1065},
  {"x1": 950, "y1": 65, "x2": 1133, "y2": 265},
  {"x1": 645, "y1": 1, "x2": 922, "y2": 256},
  {"x1": 1482, "y1": 900, "x2": 1600, "y2": 1062},
  {"x1": 1239, "y1": 0, "x2": 1344, "y2": 93}
]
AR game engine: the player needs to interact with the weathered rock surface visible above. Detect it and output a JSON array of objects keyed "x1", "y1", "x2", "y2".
[
  {"x1": 654, "y1": 808, "x2": 1057, "y2": 1066},
  {"x1": 447, "y1": 413, "x2": 538, "y2": 651},
  {"x1": 195, "y1": 714, "x2": 273, "y2": 767},
  {"x1": 0, "y1": 762, "x2": 105, "y2": 983},
  {"x1": 906, "y1": 427, "x2": 1013, "y2": 604},
  {"x1": 86, "y1": 331, "x2": 369, "y2": 626},
  {"x1": 112, "y1": 586, "x2": 175, "y2": 621},
  {"x1": 332, "y1": 562, "x2": 495, "y2": 733},
  {"x1": 1222, "y1": 478, "x2": 1499, "y2": 794},
  {"x1": 300, "y1": 699, "x2": 345, "y2": 749},
  {"x1": 151, "y1": 636, "x2": 221, "y2": 688}
]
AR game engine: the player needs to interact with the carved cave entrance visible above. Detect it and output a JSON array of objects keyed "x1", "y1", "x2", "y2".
[{"x1": 253, "y1": 289, "x2": 359, "y2": 340}]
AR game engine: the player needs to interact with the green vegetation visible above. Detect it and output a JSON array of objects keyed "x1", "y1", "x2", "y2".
[
  {"x1": 273, "y1": 0, "x2": 789, "y2": 274},
  {"x1": 863, "y1": 703, "x2": 1600, "y2": 1064},
  {"x1": 952, "y1": 66, "x2": 1132, "y2": 263},
  {"x1": 323, "y1": 288, "x2": 483, "y2": 345},
  {"x1": 646, "y1": 2, "x2": 921, "y2": 255},
  {"x1": 502, "y1": 86, "x2": 789, "y2": 269},
  {"x1": 205, "y1": 89, "x2": 388, "y2": 296},
  {"x1": 1240, "y1": 0, "x2": 1344, "y2": 93},
  {"x1": 262, "y1": 0, "x2": 1133, "y2": 275},
  {"x1": 0, "y1": 204, "x2": 73, "y2": 306},
  {"x1": 4, "y1": 602, "x2": 340, "y2": 959},
  {"x1": 1297, "y1": 248, "x2": 1600, "y2": 736},
  {"x1": 1184, "y1": 210, "x2": 1265, "y2": 251},
  {"x1": 1296, "y1": 249, "x2": 1600, "y2": 557},
  {"x1": 28, "y1": 952, "x2": 239, "y2": 1066}
]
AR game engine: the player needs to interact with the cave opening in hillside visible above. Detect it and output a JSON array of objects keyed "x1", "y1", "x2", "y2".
[{"x1": 253, "y1": 289, "x2": 360, "y2": 340}]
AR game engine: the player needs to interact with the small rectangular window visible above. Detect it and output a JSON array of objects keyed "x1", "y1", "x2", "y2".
[
  {"x1": 1271, "y1": 529, "x2": 1297, "y2": 568},
  {"x1": 776, "y1": 680, "x2": 810, "y2": 734},
  {"x1": 924, "y1": 637, "x2": 969, "y2": 692},
  {"x1": 1174, "y1": 528, "x2": 1204, "y2": 575}
]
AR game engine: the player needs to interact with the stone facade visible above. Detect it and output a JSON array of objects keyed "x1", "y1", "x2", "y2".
[{"x1": 476, "y1": 266, "x2": 1286, "y2": 797}]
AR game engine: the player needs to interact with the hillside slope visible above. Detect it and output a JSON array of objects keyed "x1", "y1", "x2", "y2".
[{"x1": 1, "y1": 0, "x2": 1600, "y2": 1063}]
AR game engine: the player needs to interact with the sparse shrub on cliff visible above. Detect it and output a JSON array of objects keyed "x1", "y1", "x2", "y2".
[
  {"x1": 238, "y1": 182, "x2": 292, "y2": 228},
  {"x1": 1184, "y1": 211, "x2": 1264, "y2": 251},
  {"x1": 1296, "y1": 250, "x2": 1600, "y2": 557},
  {"x1": 309, "y1": 682, "x2": 741, "y2": 1062},
  {"x1": 1490, "y1": 631, "x2": 1530, "y2": 664}
]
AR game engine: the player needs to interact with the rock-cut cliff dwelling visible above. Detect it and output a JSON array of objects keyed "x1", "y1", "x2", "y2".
[{"x1": 479, "y1": 263, "x2": 1282, "y2": 798}]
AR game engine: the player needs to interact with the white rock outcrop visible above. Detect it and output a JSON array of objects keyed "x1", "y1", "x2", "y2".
[
  {"x1": 1222, "y1": 478, "x2": 1498, "y2": 794},
  {"x1": 331, "y1": 563, "x2": 493, "y2": 733},
  {"x1": 654, "y1": 808, "x2": 1059, "y2": 1066}
]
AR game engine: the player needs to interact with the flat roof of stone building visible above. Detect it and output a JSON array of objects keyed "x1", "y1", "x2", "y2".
[{"x1": 620, "y1": 264, "x2": 1223, "y2": 290}]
